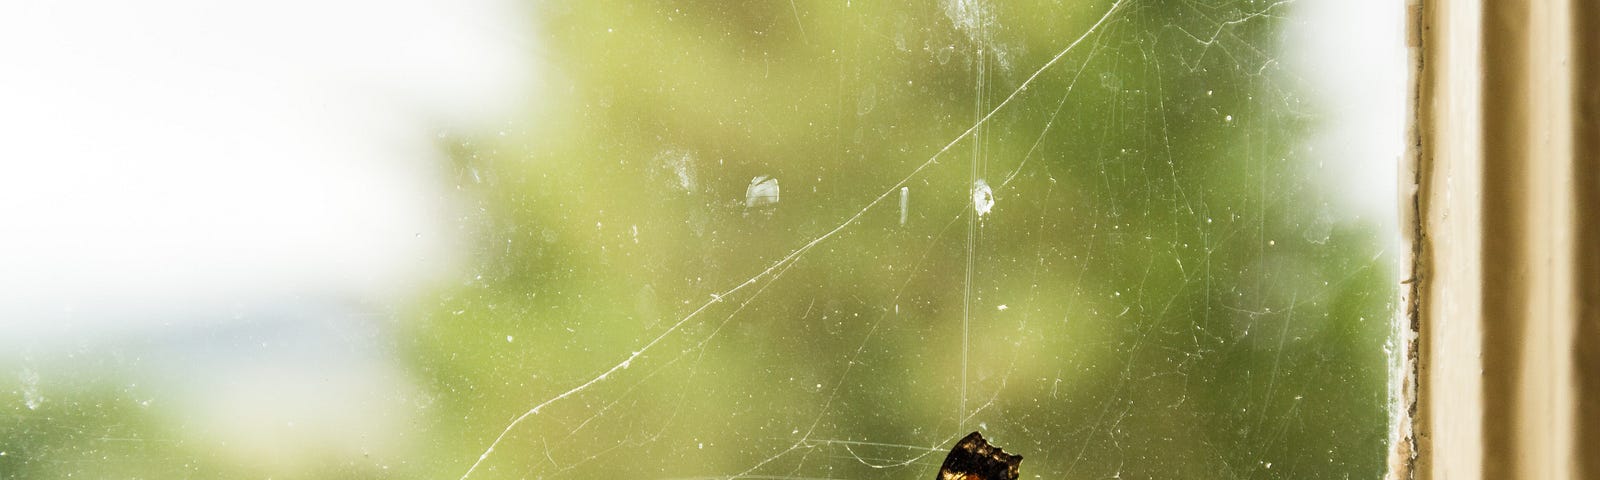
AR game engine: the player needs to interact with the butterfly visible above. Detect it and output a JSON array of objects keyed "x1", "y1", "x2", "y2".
[{"x1": 935, "y1": 432, "x2": 1022, "y2": 480}]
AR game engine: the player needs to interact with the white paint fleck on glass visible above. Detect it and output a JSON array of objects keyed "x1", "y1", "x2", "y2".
[
  {"x1": 745, "y1": 175, "x2": 780, "y2": 211},
  {"x1": 899, "y1": 186, "x2": 910, "y2": 226},
  {"x1": 971, "y1": 179, "x2": 994, "y2": 217}
]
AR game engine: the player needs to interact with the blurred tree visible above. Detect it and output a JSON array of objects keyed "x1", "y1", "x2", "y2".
[{"x1": 410, "y1": 1, "x2": 1395, "y2": 479}]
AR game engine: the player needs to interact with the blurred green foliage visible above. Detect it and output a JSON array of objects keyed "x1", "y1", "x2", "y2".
[{"x1": 411, "y1": 1, "x2": 1396, "y2": 479}]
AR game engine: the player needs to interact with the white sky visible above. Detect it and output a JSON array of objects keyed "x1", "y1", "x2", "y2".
[
  {"x1": 1287, "y1": 0, "x2": 1407, "y2": 234},
  {"x1": 0, "y1": 0, "x2": 535, "y2": 341},
  {"x1": 0, "y1": 0, "x2": 538, "y2": 471}
]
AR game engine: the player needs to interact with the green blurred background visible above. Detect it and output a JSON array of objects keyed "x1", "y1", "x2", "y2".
[{"x1": 2, "y1": 0, "x2": 1400, "y2": 478}]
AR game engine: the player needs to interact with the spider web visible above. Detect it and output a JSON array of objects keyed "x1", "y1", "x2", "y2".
[{"x1": 419, "y1": 0, "x2": 1401, "y2": 478}]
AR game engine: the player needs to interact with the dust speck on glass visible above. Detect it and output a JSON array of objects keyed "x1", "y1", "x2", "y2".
[{"x1": 0, "y1": 0, "x2": 1405, "y2": 478}]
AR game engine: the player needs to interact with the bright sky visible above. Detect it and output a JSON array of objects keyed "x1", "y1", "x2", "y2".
[
  {"x1": 1288, "y1": 0, "x2": 1407, "y2": 235},
  {"x1": 0, "y1": 1, "x2": 537, "y2": 470},
  {"x1": 0, "y1": 0, "x2": 535, "y2": 343}
]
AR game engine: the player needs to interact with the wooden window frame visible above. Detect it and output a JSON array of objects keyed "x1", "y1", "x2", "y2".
[{"x1": 1399, "y1": 0, "x2": 1598, "y2": 478}]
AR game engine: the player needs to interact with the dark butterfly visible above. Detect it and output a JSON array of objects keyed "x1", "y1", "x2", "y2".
[{"x1": 935, "y1": 431, "x2": 1022, "y2": 480}]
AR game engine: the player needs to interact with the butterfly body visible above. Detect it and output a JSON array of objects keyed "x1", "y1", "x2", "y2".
[{"x1": 935, "y1": 431, "x2": 1022, "y2": 480}]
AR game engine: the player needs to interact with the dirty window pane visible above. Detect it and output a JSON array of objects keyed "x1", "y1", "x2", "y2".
[{"x1": 1, "y1": 0, "x2": 1405, "y2": 478}]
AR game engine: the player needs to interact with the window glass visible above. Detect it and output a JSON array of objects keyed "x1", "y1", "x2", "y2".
[{"x1": 0, "y1": 0, "x2": 1405, "y2": 478}]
